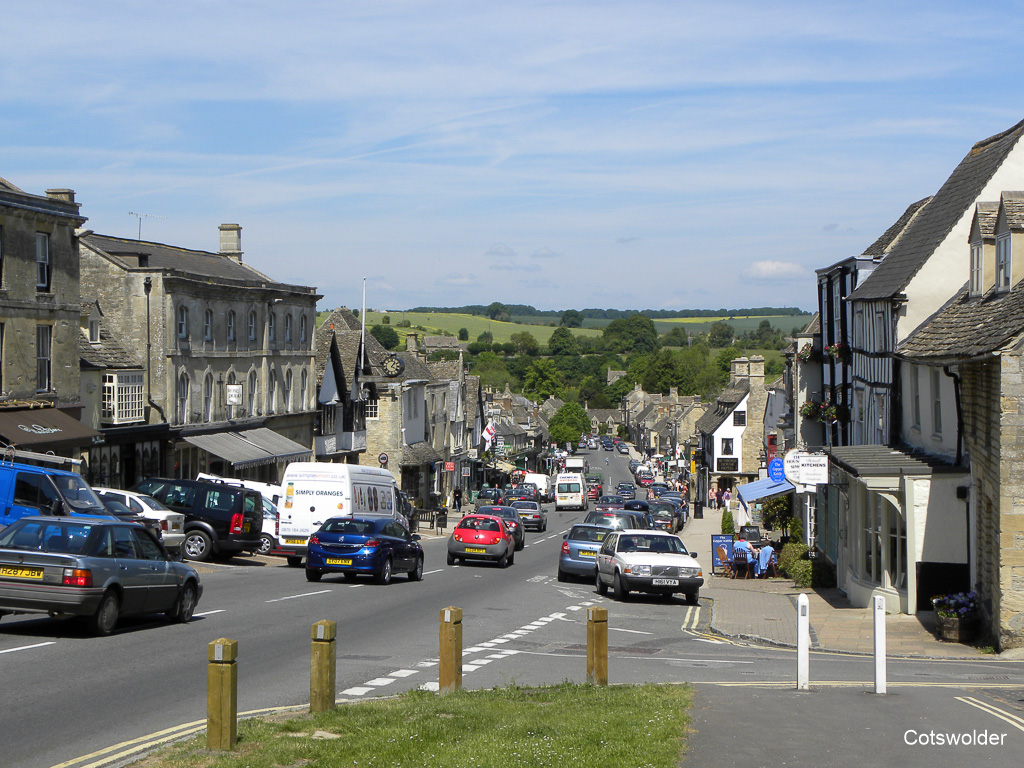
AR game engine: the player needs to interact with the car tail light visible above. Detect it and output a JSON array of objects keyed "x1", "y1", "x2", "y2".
[
  {"x1": 454, "y1": 532, "x2": 463, "y2": 542},
  {"x1": 309, "y1": 534, "x2": 320, "y2": 546},
  {"x1": 230, "y1": 513, "x2": 244, "y2": 534},
  {"x1": 275, "y1": 519, "x2": 280, "y2": 536},
  {"x1": 160, "y1": 519, "x2": 169, "y2": 531},
  {"x1": 363, "y1": 539, "x2": 380, "y2": 548},
  {"x1": 561, "y1": 541, "x2": 570, "y2": 554},
  {"x1": 62, "y1": 568, "x2": 92, "y2": 587}
]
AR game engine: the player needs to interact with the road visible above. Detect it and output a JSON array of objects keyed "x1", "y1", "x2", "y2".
[{"x1": 1, "y1": 446, "x2": 1023, "y2": 767}]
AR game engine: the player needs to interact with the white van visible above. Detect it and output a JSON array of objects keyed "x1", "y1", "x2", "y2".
[
  {"x1": 521, "y1": 472, "x2": 552, "y2": 503},
  {"x1": 277, "y1": 463, "x2": 403, "y2": 565},
  {"x1": 555, "y1": 473, "x2": 588, "y2": 512}
]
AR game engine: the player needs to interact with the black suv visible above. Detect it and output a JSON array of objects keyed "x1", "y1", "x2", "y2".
[{"x1": 132, "y1": 478, "x2": 263, "y2": 562}]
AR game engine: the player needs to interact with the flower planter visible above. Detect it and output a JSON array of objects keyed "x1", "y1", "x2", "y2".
[{"x1": 935, "y1": 613, "x2": 980, "y2": 643}]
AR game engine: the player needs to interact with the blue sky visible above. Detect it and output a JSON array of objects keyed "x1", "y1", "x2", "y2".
[{"x1": 3, "y1": 1, "x2": 1023, "y2": 313}]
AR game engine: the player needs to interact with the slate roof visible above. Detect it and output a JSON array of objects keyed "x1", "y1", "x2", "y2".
[
  {"x1": 975, "y1": 202, "x2": 999, "y2": 238},
  {"x1": 422, "y1": 336, "x2": 462, "y2": 349},
  {"x1": 82, "y1": 233, "x2": 276, "y2": 283},
  {"x1": 850, "y1": 119, "x2": 1024, "y2": 301},
  {"x1": 588, "y1": 409, "x2": 620, "y2": 422},
  {"x1": 465, "y1": 375, "x2": 481, "y2": 424},
  {"x1": 426, "y1": 360, "x2": 463, "y2": 381},
  {"x1": 695, "y1": 381, "x2": 750, "y2": 435},
  {"x1": 1001, "y1": 191, "x2": 1024, "y2": 229},
  {"x1": 315, "y1": 309, "x2": 388, "y2": 387},
  {"x1": 400, "y1": 441, "x2": 443, "y2": 466},
  {"x1": 79, "y1": 327, "x2": 142, "y2": 370},
  {"x1": 861, "y1": 197, "x2": 931, "y2": 258}
]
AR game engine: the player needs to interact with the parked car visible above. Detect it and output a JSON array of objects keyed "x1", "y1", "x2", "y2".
[
  {"x1": 558, "y1": 524, "x2": 611, "y2": 582},
  {"x1": 93, "y1": 487, "x2": 186, "y2": 552},
  {"x1": 259, "y1": 504, "x2": 280, "y2": 555},
  {"x1": 617, "y1": 443, "x2": 629, "y2": 454},
  {"x1": 131, "y1": 478, "x2": 264, "y2": 562},
  {"x1": 595, "y1": 529, "x2": 703, "y2": 604},
  {"x1": 511, "y1": 500, "x2": 547, "y2": 532},
  {"x1": 305, "y1": 517, "x2": 423, "y2": 584},
  {"x1": 96, "y1": 497, "x2": 164, "y2": 541},
  {"x1": 474, "y1": 488, "x2": 506, "y2": 508},
  {"x1": 0, "y1": 515, "x2": 202, "y2": 635},
  {"x1": 479, "y1": 505, "x2": 525, "y2": 550},
  {"x1": 446, "y1": 513, "x2": 515, "y2": 567}
]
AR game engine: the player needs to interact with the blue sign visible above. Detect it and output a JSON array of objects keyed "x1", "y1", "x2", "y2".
[
  {"x1": 711, "y1": 534, "x2": 734, "y2": 573},
  {"x1": 768, "y1": 457, "x2": 785, "y2": 483}
]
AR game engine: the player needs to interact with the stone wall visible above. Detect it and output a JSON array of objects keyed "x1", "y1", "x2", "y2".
[{"x1": 741, "y1": 356, "x2": 768, "y2": 475}]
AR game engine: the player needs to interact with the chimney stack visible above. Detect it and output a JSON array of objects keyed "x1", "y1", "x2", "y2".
[
  {"x1": 748, "y1": 355, "x2": 765, "y2": 387},
  {"x1": 219, "y1": 223, "x2": 242, "y2": 261},
  {"x1": 730, "y1": 356, "x2": 750, "y2": 385},
  {"x1": 46, "y1": 189, "x2": 76, "y2": 204}
]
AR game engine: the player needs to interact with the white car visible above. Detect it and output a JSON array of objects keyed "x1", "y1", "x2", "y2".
[
  {"x1": 92, "y1": 487, "x2": 186, "y2": 552},
  {"x1": 594, "y1": 529, "x2": 703, "y2": 604}
]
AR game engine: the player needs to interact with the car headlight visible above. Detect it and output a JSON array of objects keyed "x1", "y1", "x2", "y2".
[{"x1": 627, "y1": 564, "x2": 651, "y2": 576}]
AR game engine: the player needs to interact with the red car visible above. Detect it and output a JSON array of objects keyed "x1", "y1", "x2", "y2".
[{"x1": 446, "y1": 513, "x2": 516, "y2": 567}]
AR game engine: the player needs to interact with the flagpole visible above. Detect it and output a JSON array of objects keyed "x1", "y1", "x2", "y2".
[{"x1": 360, "y1": 277, "x2": 367, "y2": 370}]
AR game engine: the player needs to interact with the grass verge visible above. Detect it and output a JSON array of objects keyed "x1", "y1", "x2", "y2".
[{"x1": 133, "y1": 682, "x2": 692, "y2": 768}]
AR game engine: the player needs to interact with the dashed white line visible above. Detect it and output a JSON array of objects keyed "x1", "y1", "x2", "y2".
[
  {"x1": 389, "y1": 669, "x2": 417, "y2": 678},
  {"x1": 423, "y1": 569, "x2": 444, "y2": 576},
  {"x1": 341, "y1": 686, "x2": 374, "y2": 696},
  {"x1": 265, "y1": 590, "x2": 331, "y2": 603},
  {"x1": 193, "y1": 609, "x2": 225, "y2": 617},
  {"x1": 365, "y1": 677, "x2": 395, "y2": 686},
  {"x1": 609, "y1": 627, "x2": 654, "y2": 635},
  {"x1": 0, "y1": 641, "x2": 56, "y2": 655}
]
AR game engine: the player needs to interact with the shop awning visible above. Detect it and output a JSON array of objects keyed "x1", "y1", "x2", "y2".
[
  {"x1": 183, "y1": 428, "x2": 311, "y2": 469},
  {"x1": 736, "y1": 477, "x2": 795, "y2": 509},
  {"x1": 492, "y1": 460, "x2": 517, "y2": 473},
  {"x1": 0, "y1": 408, "x2": 101, "y2": 450}
]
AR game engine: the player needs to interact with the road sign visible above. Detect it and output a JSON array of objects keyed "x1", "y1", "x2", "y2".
[
  {"x1": 378, "y1": 452, "x2": 388, "y2": 466},
  {"x1": 768, "y1": 457, "x2": 785, "y2": 483},
  {"x1": 461, "y1": 466, "x2": 471, "y2": 477}
]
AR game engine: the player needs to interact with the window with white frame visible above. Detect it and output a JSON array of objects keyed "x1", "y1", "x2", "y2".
[
  {"x1": 203, "y1": 309, "x2": 213, "y2": 342},
  {"x1": 970, "y1": 242, "x2": 984, "y2": 296},
  {"x1": 177, "y1": 305, "x2": 189, "y2": 339},
  {"x1": 203, "y1": 372, "x2": 214, "y2": 421},
  {"x1": 366, "y1": 396, "x2": 379, "y2": 419},
  {"x1": 931, "y1": 367, "x2": 942, "y2": 436},
  {"x1": 996, "y1": 234, "x2": 1011, "y2": 290},
  {"x1": 853, "y1": 307, "x2": 864, "y2": 348},
  {"x1": 285, "y1": 314, "x2": 293, "y2": 344},
  {"x1": 248, "y1": 310, "x2": 257, "y2": 342},
  {"x1": 284, "y1": 369, "x2": 293, "y2": 412},
  {"x1": 102, "y1": 372, "x2": 144, "y2": 424},
  {"x1": 36, "y1": 325, "x2": 51, "y2": 392},
  {"x1": 320, "y1": 403, "x2": 336, "y2": 435},
  {"x1": 862, "y1": 495, "x2": 881, "y2": 583},
  {"x1": 910, "y1": 368, "x2": 921, "y2": 429},
  {"x1": 227, "y1": 311, "x2": 236, "y2": 342},
  {"x1": 247, "y1": 369, "x2": 258, "y2": 415},
  {"x1": 176, "y1": 372, "x2": 190, "y2": 424},
  {"x1": 36, "y1": 233, "x2": 50, "y2": 291}
]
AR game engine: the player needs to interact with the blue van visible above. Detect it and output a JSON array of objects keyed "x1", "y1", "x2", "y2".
[{"x1": 0, "y1": 454, "x2": 111, "y2": 530}]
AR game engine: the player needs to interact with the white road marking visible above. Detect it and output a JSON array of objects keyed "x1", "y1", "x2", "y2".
[
  {"x1": 423, "y1": 569, "x2": 444, "y2": 575},
  {"x1": 463, "y1": 646, "x2": 486, "y2": 654},
  {"x1": 609, "y1": 627, "x2": 653, "y2": 635},
  {"x1": 694, "y1": 638, "x2": 724, "y2": 645},
  {"x1": 365, "y1": 677, "x2": 395, "y2": 686},
  {"x1": 462, "y1": 663, "x2": 481, "y2": 672},
  {"x1": 0, "y1": 641, "x2": 56, "y2": 655},
  {"x1": 568, "y1": 605, "x2": 583, "y2": 611},
  {"x1": 420, "y1": 682, "x2": 440, "y2": 692},
  {"x1": 341, "y1": 687, "x2": 373, "y2": 696},
  {"x1": 193, "y1": 609, "x2": 225, "y2": 617},
  {"x1": 389, "y1": 669, "x2": 417, "y2": 678},
  {"x1": 265, "y1": 590, "x2": 331, "y2": 603}
]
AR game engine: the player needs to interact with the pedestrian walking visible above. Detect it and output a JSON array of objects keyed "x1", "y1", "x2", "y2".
[
  {"x1": 722, "y1": 488, "x2": 731, "y2": 511},
  {"x1": 453, "y1": 486, "x2": 463, "y2": 512},
  {"x1": 708, "y1": 487, "x2": 717, "y2": 509}
]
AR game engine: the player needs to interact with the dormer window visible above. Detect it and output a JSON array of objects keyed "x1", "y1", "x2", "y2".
[
  {"x1": 996, "y1": 234, "x2": 1011, "y2": 291},
  {"x1": 969, "y1": 242, "x2": 983, "y2": 296}
]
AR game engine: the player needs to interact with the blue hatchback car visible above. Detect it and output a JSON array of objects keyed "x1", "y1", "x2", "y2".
[
  {"x1": 305, "y1": 517, "x2": 423, "y2": 585},
  {"x1": 558, "y1": 523, "x2": 612, "y2": 581}
]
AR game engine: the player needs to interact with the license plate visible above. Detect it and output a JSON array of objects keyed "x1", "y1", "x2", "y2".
[
  {"x1": 326, "y1": 558, "x2": 352, "y2": 566},
  {"x1": 579, "y1": 550, "x2": 596, "y2": 557},
  {"x1": 0, "y1": 565, "x2": 43, "y2": 580},
  {"x1": 652, "y1": 578, "x2": 678, "y2": 586},
  {"x1": 285, "y1": 538, "x2": 305, "y2": 545},
  {"x1": 243, "y1": 523, "x2": 251, "y2": 533},
  {"x1": 465, "y1": 547, "x2": 486, "y2": 554}
]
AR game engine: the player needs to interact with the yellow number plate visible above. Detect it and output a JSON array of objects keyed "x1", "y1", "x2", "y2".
[
  {"x1": 0, "y1": 565, "x2": 43, "y2": 580},
  {"x1": 285, "y1": 538, "x2": 305, "y2": 545},
  {"x1": 326, "y1": 558, "x2": 352, "y2": 566},
  {"x1": 579, "y1": 550, "x2": 596, "y2": 557},
  {"x1": 465, "y1": 547, "x2": 486, "y2": 554}
]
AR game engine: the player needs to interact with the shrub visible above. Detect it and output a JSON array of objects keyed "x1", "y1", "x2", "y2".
[
  {"x1": 789, "y1": 517, "x2": 804, "y2": 545},
  {"x1": 789, "y1": 558, "x2": 813, "y2": 587},
  {"x1": 721, "y1": 508, "x2": 735, "y2": 535},
  {"x1": 779, "y1": 541, "x2": 808, "y2": 576},
  {"x1": 396, "y1": 319, "x2": 412, "y2": 327}
]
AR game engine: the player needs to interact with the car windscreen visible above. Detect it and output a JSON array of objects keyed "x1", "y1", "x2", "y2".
[
  {"x1": 50, "y1": 475, "x2": 108, "y2": 514},
  {"x1": 0, "y1": 518, "x2": 96, "y2": 553},
  {"x1": 618, "y1": 535, "x2": 687, "y2": 554},
  {"x1": 511, "y1": 502, "x2": 538, "y2": 511}
]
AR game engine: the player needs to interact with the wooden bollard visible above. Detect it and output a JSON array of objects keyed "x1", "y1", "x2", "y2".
[
  {"x1": 587, "y1": 607, "x2": 608, "y2": 685},
  {"x1": 439, "y1": 606, "x2": 463, "y2": 693},
  {"x1": 207, "y1": 638, "x2": 238, "y2": 751},
  {"x1": 310, "y1": 620, "x2": 337, "y2": 712}
]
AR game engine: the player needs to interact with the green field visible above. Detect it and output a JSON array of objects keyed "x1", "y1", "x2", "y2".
[{"x1": 582, "y1": 313, "x2": 814, "y2": 335}]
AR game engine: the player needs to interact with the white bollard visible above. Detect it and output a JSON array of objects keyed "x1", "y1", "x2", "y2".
[
  {"x1": 796, "y1": 593, "x2": 809, "y2": 690},
  {"x1": 873, "y1": 595, "x2": 887, "y2": 694}
]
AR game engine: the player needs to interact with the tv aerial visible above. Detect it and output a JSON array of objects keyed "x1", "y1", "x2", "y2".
[{"x1": 128, "y1": 211, "x2": 166, "y2": 240}]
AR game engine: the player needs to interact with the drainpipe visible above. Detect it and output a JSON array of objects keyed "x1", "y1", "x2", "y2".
[
  {"x1": 943, "y1": 366, "x2": 963, "y2": 466},
  {"x1": 144, "y1": 277, "x2": 167, "y2": 423}
]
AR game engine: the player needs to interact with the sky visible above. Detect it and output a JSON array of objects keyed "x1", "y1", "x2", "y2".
[{"x1": 3, "y1": 1, "x2": 1024, "y2": 314}]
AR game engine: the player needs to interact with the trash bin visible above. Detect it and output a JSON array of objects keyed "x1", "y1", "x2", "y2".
[{"x1": 693, "y1": 501, "x2": 704, "y2": 519}]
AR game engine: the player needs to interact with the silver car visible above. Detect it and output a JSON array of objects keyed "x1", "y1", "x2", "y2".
[
  {"x1": 0, "y1": 515, "x2": 202, "y2": 635},
  {"x1": 595, "y1": 529, "x2": 703, "y2": 604},
  {"x1": 93, "y1": 487, "x2": 186, "y2": 552},
  {"x1": 511, "y1": 500, "x2": 547, "y2": 532}
]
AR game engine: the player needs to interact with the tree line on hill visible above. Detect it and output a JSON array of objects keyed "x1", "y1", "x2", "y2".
[
  {"x1": 405, "y1": 302, "x2": 808, "y2": 323},
  {"x1": 369, "y1": 313, "x2": 792, "y2": 412}
]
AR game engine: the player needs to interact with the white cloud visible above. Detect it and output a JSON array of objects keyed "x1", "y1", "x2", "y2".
[
  {"x1": 530, "y1": 246, "x2": 561, "y2": 259},
  {"x1": 485, "y1": 243, "x2": 517, "y2": 257},
  {"x1": 742, "y1": 261, "x2": 810, "y2": 280}
]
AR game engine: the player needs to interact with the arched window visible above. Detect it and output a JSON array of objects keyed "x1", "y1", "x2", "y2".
[
  {"x1": 284, "y1": 369, "x2": 293, "y2": 412},
  {"x1": 267, "y1": 370, "x2": 277, "y2": 414},
  {"x1": 226, "y1": 371, "x2": 236, "y2": 419},
  {"x1": 268, "y1": 312, "x2": 277, "y2": 343},
  {"x1": 203, "y1": 309, "x2": 213, "y2": 342},
  {"x1": 227, "y1": 311, "x2": 236, "y2": 342},
  {"x1": 177, "y1": 306, "x2": 189, "y2": 339},
  {"x1": 300, "y1": 369, "x2": 308, "y2": 411},
  {"x1": 300, "y1": 314, "x2": 308, "y2": 344},
  {"x1": 203, "y1": 372, "x2": 214, "y2": 421},
  {"x1": 248, "y1": 369, "x2": 258, "y2": 415},
  {"x1": 285, "y1": 314, "x2": 293, "y2": 344},
  {"x1": 248, "y1": 310, "x2": 257, "y2": 342},
  {"x1": 177, "y1": 372, "x2": 190, "y2": 423}
]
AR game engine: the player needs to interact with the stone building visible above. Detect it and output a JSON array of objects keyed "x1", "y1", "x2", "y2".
[
  {"x1": 0, "y1": 180, "x2": 99, "y2": 456},
  {"x1": 78, "y1": 225, "x2": 317, "y2": 484},
  {"x1": 313, "y1": 308, "x2": 371, "y2": 463}
]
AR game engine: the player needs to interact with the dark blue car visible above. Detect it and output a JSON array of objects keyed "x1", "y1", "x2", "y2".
[{"x1": 305, "y1": 517, "x2": 423, "y2": 585}]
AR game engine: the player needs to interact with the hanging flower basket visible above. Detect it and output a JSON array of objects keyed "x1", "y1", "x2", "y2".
[
  {"x1": 799, "y1": 401, "x2": 823, "y2": 420},
  {"x1": 796, "y1": 343, "x2": 819, "y2": 363},
  {"x1": 825, "y1": 342, "x2": 850, "y2": 361},
  {"x1": 932, "y1": 592, "x2": 980, "y2": 643}
]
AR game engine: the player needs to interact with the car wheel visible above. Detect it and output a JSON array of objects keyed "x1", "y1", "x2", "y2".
[
  {"x1": 557, "y1": 567, "x2": 568, "y2": 582},
  {"x1": 498, "y1": 550, "x2": 509, "y2": 568},
  {"x1": 306, "y1": 568, "x2": 323, "y2": 583},
  {"x1": 447, "y1": 552, "x2": 456, "y2": 566},
  {"x1": 257, "y1": 534, "x2": 275, "y2": 555},
  {"x1": 375, "y1": 557, "x2": 393, "y2": 585},
  {"x1": 613, "y1": 572, "x2": 629, "y2": 601},
  {"x1": 595, "y1": 571, "x2": 608, "y2": 595},
  {"x1": 508, "y1": 549, "x2": 515, "y2": 566},
  {"x1": 541, "y1": 521, "x2": 547, "y2": 532},
  {"x1": 409, "y1": 556, "x2": 424, "y2": 581},
  {"x1": 90, "y1": 591, "x2": 120, "y2": 636},
  {"x1": 687, "y1": 590, "x2": 699, "y2": 605},
  {"x1": 286, "y1": 556, "x2": 303, "y2": 568},
  {"x1": 167, "y1": 582, "x2": 197, "y2": 623},
  {"x1": 515, "y1": 538, "x2": 524, "y2": 552},
  {"x1": 182, "y1": 531, "x2": 213, "y2": 562}
]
